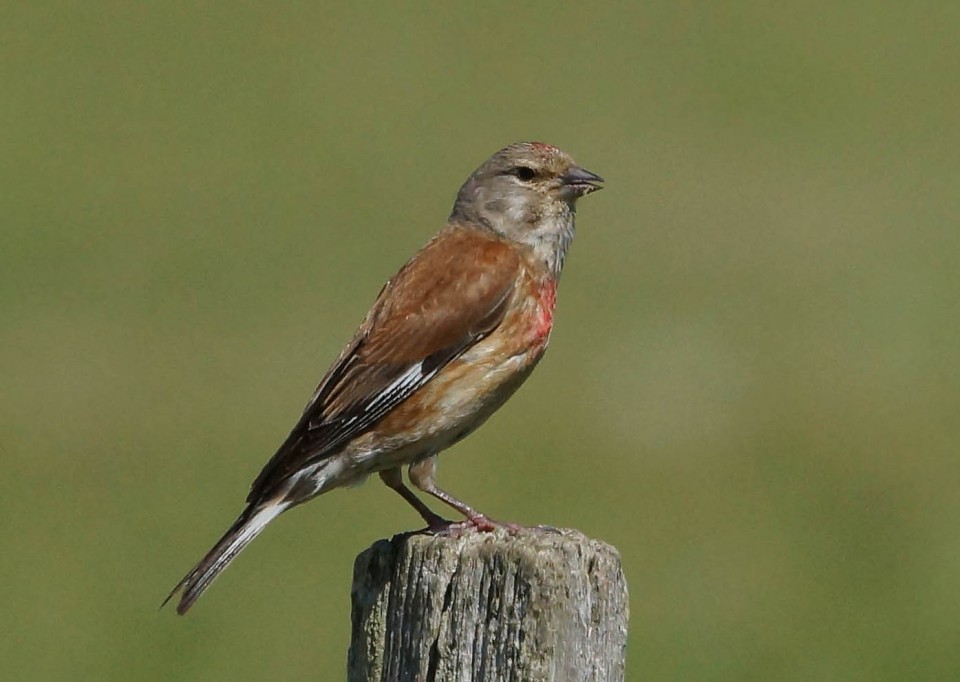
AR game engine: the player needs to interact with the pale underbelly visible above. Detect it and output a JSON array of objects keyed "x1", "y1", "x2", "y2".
[{"x1": 340, "y1": 346, "x2": 544, "y2": 476}]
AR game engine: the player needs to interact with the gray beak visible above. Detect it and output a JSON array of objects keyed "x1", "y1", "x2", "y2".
[{"x1": 560, "y1": 166, "x2": 604, "y2": 196}]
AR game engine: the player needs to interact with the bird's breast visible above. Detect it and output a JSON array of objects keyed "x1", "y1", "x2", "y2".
[
  {"x1": 342, "y1": 269, "x2": 557, "y2": 471},
  {"x1": 529, "y1": 278, "x2": 557, "y2": 347}
]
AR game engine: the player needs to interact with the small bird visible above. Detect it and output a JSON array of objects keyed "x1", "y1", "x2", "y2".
[{"x1": 164, "y1": 142, "x2": 603, "y2": 614}]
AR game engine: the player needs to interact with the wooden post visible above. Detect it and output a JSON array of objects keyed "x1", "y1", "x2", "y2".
[{"x1": 348, "y1": 527, "x2": 629, "y2": 682}]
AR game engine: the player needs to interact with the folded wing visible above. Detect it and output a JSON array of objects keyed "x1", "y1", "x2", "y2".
[{"x1": 247, "y1": 226, "x2": 521, "y2": 502}]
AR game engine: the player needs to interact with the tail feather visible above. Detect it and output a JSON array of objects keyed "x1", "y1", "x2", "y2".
[{"x1": 163, "y1": 502, "x2": 287, "y2": 615}]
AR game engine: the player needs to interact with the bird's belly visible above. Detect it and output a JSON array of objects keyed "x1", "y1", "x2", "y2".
[{"x1": 343, "y1": 344, "x2": 544, "y2": 472}]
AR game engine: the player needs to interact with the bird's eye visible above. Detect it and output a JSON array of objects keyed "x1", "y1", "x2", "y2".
[{"x1": 511, "y1": 166, "x2": 536, "y2": 182}]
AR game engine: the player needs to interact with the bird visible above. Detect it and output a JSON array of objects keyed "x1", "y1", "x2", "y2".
[{"x1": 164, "y1": 141, "x2": 603, "y2": 614}]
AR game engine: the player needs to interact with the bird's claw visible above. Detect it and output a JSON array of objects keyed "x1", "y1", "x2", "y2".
[{"x1": 422, "y1": 514, "x2": 527, "y2": 538}]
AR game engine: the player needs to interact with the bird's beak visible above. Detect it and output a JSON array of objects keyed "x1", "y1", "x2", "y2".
[{"x1": 560, "y1": 166, "x2": 604, "y2": 197}]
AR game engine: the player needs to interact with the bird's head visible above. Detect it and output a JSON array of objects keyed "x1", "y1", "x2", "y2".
[{"x1": 450, "y1": 142, "x2": 603, "y2": 273}]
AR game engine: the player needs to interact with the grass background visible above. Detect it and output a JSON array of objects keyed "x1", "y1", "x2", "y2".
[{"x1": 3, "y1": 2, "x2": 958, "y2": 679}]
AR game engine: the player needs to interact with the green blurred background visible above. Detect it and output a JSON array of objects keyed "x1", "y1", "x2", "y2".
[{"x1": 3, "y1": 2, "x2": 958, "y2": 680}]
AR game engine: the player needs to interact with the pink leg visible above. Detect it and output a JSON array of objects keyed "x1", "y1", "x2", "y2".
[
  {"x1": 379, "y1": 468, "x2": 449, "y2": 529},
  {"x1": 408, "y1": 457, "x2": 516, "y2": 533}
]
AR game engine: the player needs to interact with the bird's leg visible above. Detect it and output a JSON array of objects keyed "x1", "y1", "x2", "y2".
[
  {"x1": 408, "y1": 456, "x2": 500, "y2": 532},
  {"x1": 378, "y1": 467, "x2": 449, "y2": 529}
]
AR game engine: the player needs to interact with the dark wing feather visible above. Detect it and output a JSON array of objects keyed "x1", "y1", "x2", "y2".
[{"x1": 247, "y1": 226, "x2": 520, "y2": 502}]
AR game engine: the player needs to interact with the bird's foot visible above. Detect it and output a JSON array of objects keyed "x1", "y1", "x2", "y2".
[
  {"x1": 465, "y1": 513, "x2": 499, "y2": 532},
  {"x1": 424, "y1": 514, "x2": 526, "y2": 538}
]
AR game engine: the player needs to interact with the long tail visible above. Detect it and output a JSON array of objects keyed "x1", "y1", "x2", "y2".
[{"x1": 163, "y1": 501, "x2": 288, "y2": 615}]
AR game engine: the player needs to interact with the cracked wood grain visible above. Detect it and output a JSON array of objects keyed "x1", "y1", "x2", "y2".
[{"x1": 348, "y1": 527, "x2": 629, "y2": 682}]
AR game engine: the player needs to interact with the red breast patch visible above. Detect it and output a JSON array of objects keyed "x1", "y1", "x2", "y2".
[{"x1": 532, "y1": 279, "x2": 557, "y2": 343}]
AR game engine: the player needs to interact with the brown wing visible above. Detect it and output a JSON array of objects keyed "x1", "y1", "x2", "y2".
[{"x1": 247, "y1": 226, "x2": 521, "y2": 502}]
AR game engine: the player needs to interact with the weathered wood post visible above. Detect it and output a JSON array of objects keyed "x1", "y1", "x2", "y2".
[{"x1": 348, "y1": 527, "x2": 629, "y2": 681}]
